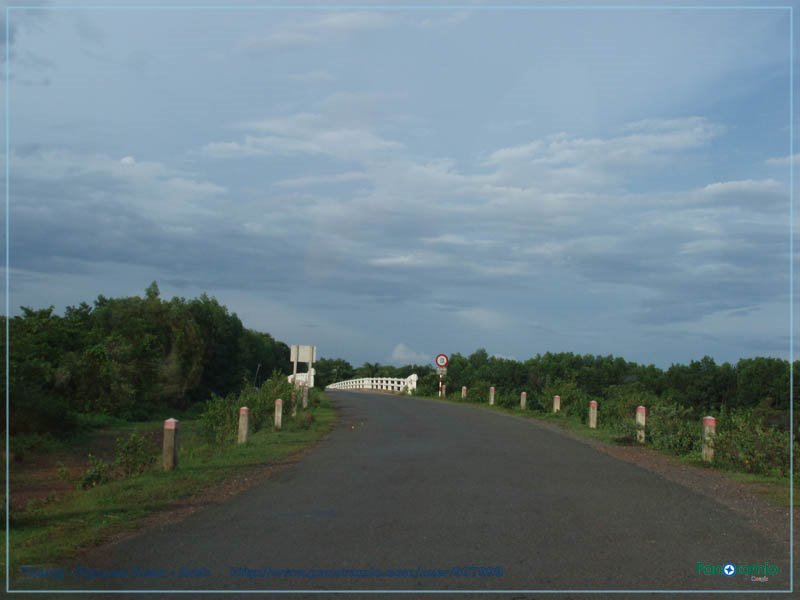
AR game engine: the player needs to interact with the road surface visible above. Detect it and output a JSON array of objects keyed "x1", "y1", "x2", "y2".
[{"x1": 15, "y1": 390, "x2": 792, "y2": 598}]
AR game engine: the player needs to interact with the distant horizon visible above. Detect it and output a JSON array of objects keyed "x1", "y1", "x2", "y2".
[
  {"x1": 3, "y1": 2, "x2": 795, "y2": 373},
  {"x1": 5, "y1": 282, "x2": 794, "y2": 372}
]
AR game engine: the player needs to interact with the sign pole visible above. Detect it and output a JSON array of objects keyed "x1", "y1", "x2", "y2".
[{"x1": 435, "y1": 354, "x2": 449, "y2": 398}]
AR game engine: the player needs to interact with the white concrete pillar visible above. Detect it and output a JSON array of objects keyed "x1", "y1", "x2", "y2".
[
  {"x1": 520, "y1": 391, "x2": 527, "y2": 410},
  {"x1": 237, "y1": 407, "x2": 250, "y2": 444},
  {"x1": 461, "y1": 386, "x2": 467, "y2": 399},
  {"x1": 163, "y1": 418, "x2": 179, "y2": 471},
  {"x1": 702, "y1": 416, "x2": 716, "y2": 462},
  {"x1": 553, "y1": 395, "x2": 561, "y2": 413},
  {"x1": 636, "y1": 405, "x2": 646, "y2": 443},
  {"x1": 489, "y1": 386, "x2": 495, "y2": 405},
  {"x1": 274, "y1": 399, "x2": 283, "y2": 430},
  {"x1": 302, "y1": 384, "x2": 309, "y2": 409},
  {"x1": 589, "y1": 400, "x2": 598, "y2": 429}
]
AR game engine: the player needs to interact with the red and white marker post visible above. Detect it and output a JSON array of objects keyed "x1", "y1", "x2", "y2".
[
  {"x1": 636, "y1": 405, "x2": 647, "y2": 443},
  {"x1": 238, "y1": 407, "x2": 250, "y2": 444},
  {"x1": 553, "y1": 395, "x2": 561, "y2": 413},
  {"x1": 163, "y1": 418, "x2": 179, "y2": 471},
  {"x1": 274, "y1": 399, "x2": 283, "y2": 430},
  {"x1": 589, "y1": 400, "x2": 598, "y2": 429},
  {"x1": 702, "y1": 416, "x2": 716, "y2": 462}
]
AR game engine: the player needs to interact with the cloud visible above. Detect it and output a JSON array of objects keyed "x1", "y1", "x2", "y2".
[
  {"x1": 240, "y1": 31, "x2": 317, "y2": 51},
  {"x1": 304, "y1": 12, "x2": 392, "y2": 34},
  {"x1": 456, "y1": 308, "x2": 513, "y2": 332},
  {"x1": 274, "y1": 171, "x2": 369, "y2": 188},
  {"x1": 198, "y1": 112, "x2": 788, "y2": 326},
  {"x1": 389, "y1": 343, "x2": 429, "y2": 366},
  {"x1": 239, "y1": 11, "x2": 393, "y2": 53},
  {"x1": 200, "y1": 137, "x2": 269, "y2": 159},
  {"x1": 203, "y1": 113, "x2": 404, "y2": 162},
  {"x1": 291, "y1": 69, "x2": 335, "y2": 84},
  {"x1": 765, "y1": 154, "x2": 799, "y2": 167},
  {"x1": 418, "y1": 11, "x2": 471, "y2": 29},
  {"x1": 19, "y1": 112, "x2": 791, "y2": 335},
  {"x1": 484, "y1": 117, "x2": 722, "y2": 170}
]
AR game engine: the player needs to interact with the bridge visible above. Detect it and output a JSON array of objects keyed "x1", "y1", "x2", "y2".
[{"x1": 325, "y1": 374, "x2": 418, "y2": 394}]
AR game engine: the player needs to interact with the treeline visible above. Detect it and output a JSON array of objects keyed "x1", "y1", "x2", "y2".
[
  {"x1": 318, "y1": 349, "x2": 798, "y2": 417},
  {"x1": 3, "y1": 282, "x2": 291, "y2": 435}
]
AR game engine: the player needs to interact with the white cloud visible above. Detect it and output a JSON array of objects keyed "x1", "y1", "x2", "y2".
[
  {"x1": 239, "y1": 12, "x2": 393, "y2": 53},
  {"x1": 418, "y1": 11, "x2": 471, "y2": 29},
  {"x1": 199, "y1": 138, "x2": 267, "y2": 158},
  {"x1": 13, "y1": 149, "x2": 227, "y2": 222},
  {"x1": 765, "y1": 154, "x2": 799, "y2": 167},
  {"x1": 485, "y1": 117, "x2": 721, "y2": 169},
  {"x1": 240, "y1": 31, "x2": 317, "y2": 51},
  {"x1": 389, "y1": 343, "x2": 429, "y2": 366},
  {"x1": 304, "y1": 12, "x2": 393, "y2": 34},
  {"x1": 291, "y1": 69, "x2": 335, "y2": 84},
  {"x1": 274, "y1": 171, "x2": 370, "y2": 188},
  {"x1": 456, "y1": 307, "x2": 513, "y2": 332},
  {"x1": 204, "y1": 113, "x2": 404, "y2": 162},
  {"x1": 368, "y1": 252, "x2": 446, "y2": 268}
]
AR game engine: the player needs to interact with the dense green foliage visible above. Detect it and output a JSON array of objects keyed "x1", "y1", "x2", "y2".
[
  {"x1": 321, "y1": 349, "x2": 797, "y2": 416},
  {"x1": 3, "y1": 283, "x2": 291, "y2": 434},
  {"x1": 198, "y1": 371, "x2": 319, "y2": 447}
]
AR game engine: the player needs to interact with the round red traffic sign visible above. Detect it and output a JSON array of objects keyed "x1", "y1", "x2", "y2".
[{"x1": 435, "y1": 353, "x2": 449, "y2": 368}]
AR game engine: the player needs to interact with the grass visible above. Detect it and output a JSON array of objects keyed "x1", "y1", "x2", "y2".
[
  {"x1": 415, "y1": 391, "x2": 799, "y2": 508},
  {"x1": 4, "y1": 399, "x2": 336, "y2": 577}
]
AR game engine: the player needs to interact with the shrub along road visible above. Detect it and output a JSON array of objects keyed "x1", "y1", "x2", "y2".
[{"x1": 16, "y1": 390, "x2": 791, "y2": 597}]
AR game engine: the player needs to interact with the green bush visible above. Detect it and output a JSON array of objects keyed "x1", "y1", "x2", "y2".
[
  {"x1": 540, "y1": 380, "x2": 589, "y2": 420},
  {"x1": 465, "y1": 379, "x2": 491, "y2": 403},
  {"x1": 602, "y1": 383, "x2": 659, "y2": 426},
  {"x1": 647, "y1": 401, "x2": 702, "y2": 455},
  {"x1": 608, "y1": 418, "x2": 639, "y2": 444},
  {"x1": 714, "y1": 408, "x2": 793, "y2": 476},
  {"x1": 10, "y1": 381, "x2": 77, "y2": 436},
  {"x1": 198, "y1": 393, "x2": 238, "y2": 446},
  {"x1": 114, "y1": 432, "x2": 156, "y2": 477},
  {"x1": 80, "y1": 454, "x2": 115, "y2": 489}
]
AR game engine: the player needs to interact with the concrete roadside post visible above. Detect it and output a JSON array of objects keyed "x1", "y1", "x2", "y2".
[
  {"x1": 702, "y1": 416, "x2": 716, "y2": 462},
  {"x1": 238, "y1": 407, "x2": 250, "y2": 444},
  {"x1": 461, "y1": 386, "x2": 467, "y2": 399},
  {"x1": 163, "y1": 418, "x2": 179, "y2": 471},
  {"x1": 302, "y1": 384, "x2": 309, "y2": 409},
  {"x1": 489, "y1": 386, "x2": 495, "y2": 406},
  {"x1": 589, "y1": 400, "x2": 598, "y2": 429},
  {"x1": 442, "y1": 384, "x2": 447, "y2": 397},
  {"x1": 520, "y1": 391, "x2": 527, "y2": 410},
  {"x1": 274, "y1": 399, "x2": 283, "y2": 430},
  {"x1": 636, "y1": 405, "x2": 646, "y2": 443},
  {"x1": 553, "y1": 395, "x2": 561, "y2": 413}
]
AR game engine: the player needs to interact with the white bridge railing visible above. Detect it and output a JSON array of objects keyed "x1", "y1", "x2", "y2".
[{"x1": 326, "y1": 374, "x2": 418, "y2": 394}]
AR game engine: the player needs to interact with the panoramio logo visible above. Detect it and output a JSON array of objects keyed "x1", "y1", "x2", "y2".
[{"x1": 696, "y1": 562, "x2": 780, "y2": 577}]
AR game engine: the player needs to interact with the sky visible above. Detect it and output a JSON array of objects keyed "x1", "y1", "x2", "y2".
[{"x1": 1, "y1": 0, "x2": 797, "y2": 370}]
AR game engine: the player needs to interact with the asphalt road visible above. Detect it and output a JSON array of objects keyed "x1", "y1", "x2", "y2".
[{"x1": 15, "y1": 391, "x2": 792, "y2": 598}]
